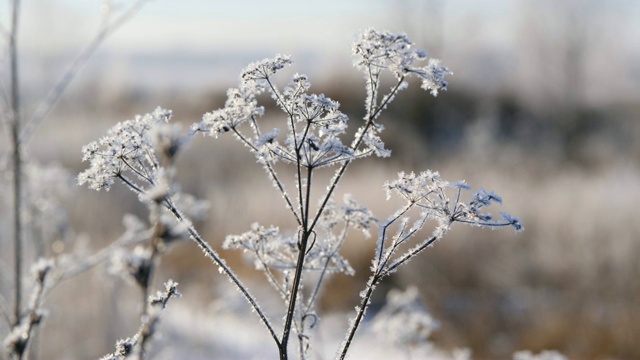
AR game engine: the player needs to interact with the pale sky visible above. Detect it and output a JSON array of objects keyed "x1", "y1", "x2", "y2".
[
  {"x1": 17, "y1": 0, "x2": 518, "y2": 54},
  {"x1": 6, "y1": 0, "x2": 640, "y2": 102}
]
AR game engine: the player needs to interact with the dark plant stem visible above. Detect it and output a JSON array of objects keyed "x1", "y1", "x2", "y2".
[
  {"x1": 279, "y1": 230, "x2": 309, "y2": 360},
  {"x1": 280, "y1": 166, "x2": 314, "y2": 360},
  {"x1": 164, "y1": 198, "x2": 281, "y2": 345},
  {"x1": 9, "y1": 0, "x2": 22, "y2": 328},
  {"x1": 338, "y1": 274, "x2": 381, "y2": 360},
  {"x1": 116, "y1": 175, "x2": 280, "y2": 346}
]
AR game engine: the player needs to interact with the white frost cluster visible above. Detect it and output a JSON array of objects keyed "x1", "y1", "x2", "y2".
[
  {"x1": 78, "y1": 107, "x2": 184, "y2": 192},
  {"x1": 385, "y1": 171, "x2": 523, "y2": 232},
  {"x1": 353, "y1": 28, "x2": 451, "y2": 96},
  {"x1": 193, "y1": 55, "x2": 355, "y2": 169}
]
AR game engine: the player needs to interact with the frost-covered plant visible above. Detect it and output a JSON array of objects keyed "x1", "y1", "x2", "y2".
[
  {"x1": 79, "y1": 29, "x2": 521, "y2": 360},
  {"x1": 100, "y1": 280, "x2": 181, "y2": 360},
  {"x1": 3, "y1": 259, "x2": 53, "y2": 360}
]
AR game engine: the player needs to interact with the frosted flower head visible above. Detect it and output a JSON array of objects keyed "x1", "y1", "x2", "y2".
[
  {"x1": 319, "y1": 194, "x2": 378, "y2": 238},
  {"x1": 384, "y1": 171, "x2": 523, "y2": 232},
  {"x1": 241, "y1": 54, "x2": 292, "y2": 83},
  {"x1": 385, "y1": 170, "x2": 450, "y2": 203},
  {"x1": 78, "y1": 107, "x2": 173, "y2": 192},
  {"x1": 193, "y1": 84, "x2": 265, "y2": 138},
  {"x1": 353, "y1": 28, "x2": 451, "y2": 96},
  {"x1": 196, "y1": 57, "x2": 354, "y2": 169}
]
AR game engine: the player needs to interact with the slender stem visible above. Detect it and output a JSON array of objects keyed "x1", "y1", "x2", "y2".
[
  {"x1": 308, "y1": 77, "x2": 407, "y2": 235},
  {"x1": 376, "y1": 203, "x2": 413, "y2": 265},
  {"x1": 380, "y1": 234, "x2": 439, "y2": 278},
  {"x1": 9, "y1": 0, "x2": 22, "y2": 328},
  {"x1": 280, "y1": 166, "x2": 314, "y2": 359},
  {"x1": 164, "y1": 200, "x2": 281, "y2": 346},
  {"x1": 338, "y1": 274, "x2": 381, "y2": 360},
  {"x1": 304, "y1": 223, "x2": 349, "y2": 313},
  {"x1": 117, "y1": 175, "x2": 280, "y2": 347},
  {"x1": 231, "y1": 127, "x2": 301, "y2": 225}
]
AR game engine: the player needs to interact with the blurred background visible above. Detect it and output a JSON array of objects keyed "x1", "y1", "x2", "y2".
[{"x1": 2, "y1": 0, "x2": 640, "y2": 358}]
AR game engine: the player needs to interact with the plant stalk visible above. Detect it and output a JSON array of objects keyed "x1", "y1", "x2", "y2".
[{"x1": 9, "y1": 0, "x2": 22, "y2": 328}]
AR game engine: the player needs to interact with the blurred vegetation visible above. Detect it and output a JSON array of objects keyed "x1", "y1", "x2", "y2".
[
  {"x1": 3, "y1": 0, "x2": 639, "y2": 358},
  {"x1": 20, "y1": 72, "x2": 638, "y2": 359}
]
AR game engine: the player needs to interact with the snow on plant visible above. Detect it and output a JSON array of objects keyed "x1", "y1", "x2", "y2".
[
  {"x1": 3, "y1": 258, "x2": 53, "y2": 359},
  {"x1": 79, "y1": 28, "x2": 521, "y2": 359}
]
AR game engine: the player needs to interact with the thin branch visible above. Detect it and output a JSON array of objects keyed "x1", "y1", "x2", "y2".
[
  {"x1": 162, "y1": 198, "x2": 280, "y2": 347},
  {"x1": 304, "y1": 223, "x2": 350, "y2": 314},
  {"x1": 376, "y1": 203, "x2": 413, "y2": 265},
  {"x1": 380, "y1": 234, "x2": 440, "y2": 278},
  {"x1": 232, "y1": 127, "x2": 302, "y2": 225},
  {"x1": 338, "y1": 274, "x2": 381, "y2": 360},
  {"x1": 54, "y1": 230, "x2": 150, "y2": 284},
  {"x1": 115, "y1": 174, "x2": 280, "y2": 344},
  {"x1": 9, "y1": 0, "x2": 23, "y2": 328},
  {"x1": 20, "y1": 0, "x2": 151, "y2": 144},
  {"x1": 280, "y1": 165, "x2": 314, "y2": 359}
]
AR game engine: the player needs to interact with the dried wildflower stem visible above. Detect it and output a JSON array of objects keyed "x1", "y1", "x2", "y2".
[
  {"x1": 100, "y1": 281, "x2": 180, "y2": 360},
  {"x1": 339, "y1": 233, "x2": 441, "y2": 359},
  {"x1": 381, "y1": 234, "x2": 439, "y2": 278},
  {"x1": 140, "y1": 207, "x2": 162, "y2": 320},
  {"x1": 9, "y1": 0, "x2": 23, "y2": 329},
  {"x1": 309, "y1": 77, "x2": 405, "y2": 235},
  {"x1": 338, "y1": 273, "x2": 380, "y2": 360},
  {"x1": 280, "y1": 165, "x2": 313, "y2": 359},
  {"x1": 114, "y1": 173, "x2": 279, "y2": 345},
  {"x1": 164, "y1": 199, "x2": 280, "y2": 345},
  {"x1": 231, "y1": 127, "x2": 301, "y2": 225},
  {"x1": 7, "y1": 262, "x2": 50, "y2": 360},
  {"x1": 279, "y1": 72, "x2": 407, "y2": 359}
]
